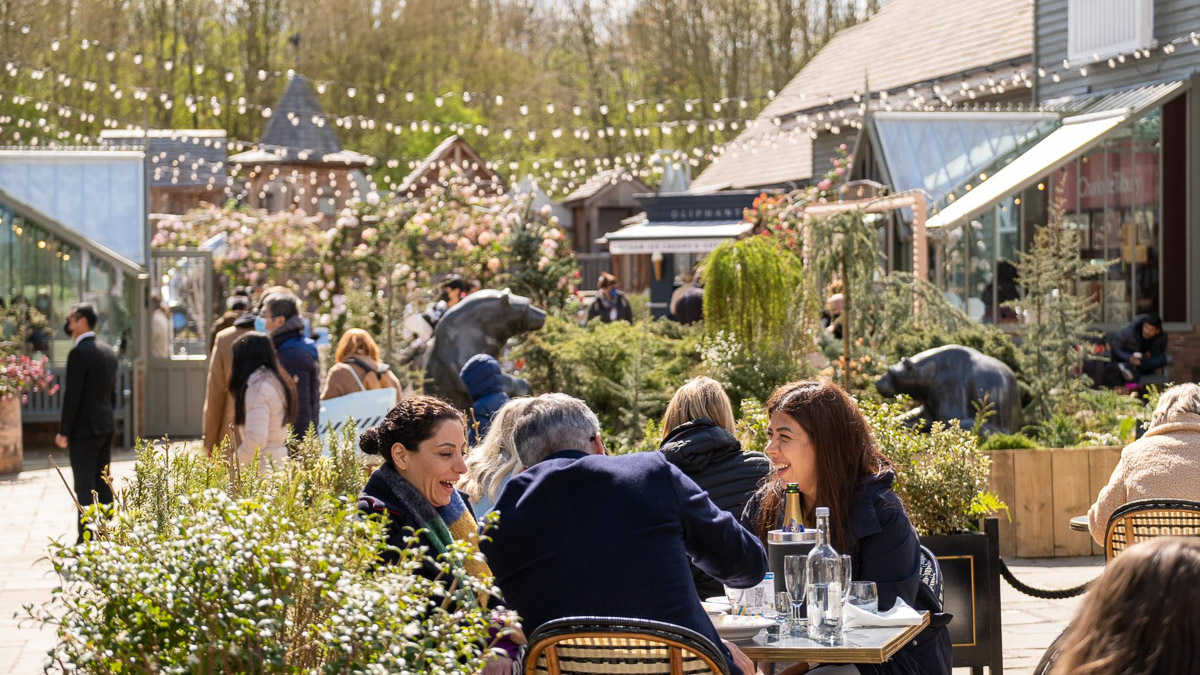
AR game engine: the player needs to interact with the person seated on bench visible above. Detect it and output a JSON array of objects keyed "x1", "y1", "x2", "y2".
[{"x1": 1111, "y1": 314, "x2": 1167, "y2": 383}]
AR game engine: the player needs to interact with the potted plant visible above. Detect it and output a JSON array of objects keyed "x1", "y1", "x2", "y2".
[
  {"x1": 0, "y1": 316, "x2": 57, "y2": 474},
  {"x1": 859, "y1": 397, "x2": 1005, "y2": 675}
]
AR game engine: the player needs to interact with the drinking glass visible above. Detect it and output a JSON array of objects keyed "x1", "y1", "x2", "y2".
[
  {"x1": 848, "y1": 581, "x2": 879, "y2": 613},
  {"x1": 767, "y1": 591, "x2": 792, "y2": 637},
  {"x1": 783, "y1": 554, "x2": 807, "y2": 630}
]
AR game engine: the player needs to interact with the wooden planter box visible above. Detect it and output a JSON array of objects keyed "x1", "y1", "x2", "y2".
[
  {"x1": 921, "y1": 518, "x2": 1003, "y2": 675},
  {"x1": 986, "y1": 446, "x2": 1124, "y2": 558}
]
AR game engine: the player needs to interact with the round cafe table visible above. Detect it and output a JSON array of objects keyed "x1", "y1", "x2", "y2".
[{"x1": 1070, "y1": 515, "x2": 1089, "y2": 532}]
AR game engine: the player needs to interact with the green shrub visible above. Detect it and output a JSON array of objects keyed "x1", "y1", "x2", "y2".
[
  {"x1": 25, "y1": 432, "x2": 500, "y2": 674},
  {"x1": 700, "y1": 331, "x2": 808, "y2": 415},
  {"x1": 513, "y1": 316, "x2": 702, "y2": 446},
  {"x1": 881, "y1": 323, "x2": 1021, "y2": 376},
  {"x1": 735, "y1": 398, "x2": 770, "y2": 455},
  {"x1": 978, "y1": 432, "x2": 1039, "y2": 451},
  {"x1": 860, "y1": 397, "x2": 1005, "y2": 535}
]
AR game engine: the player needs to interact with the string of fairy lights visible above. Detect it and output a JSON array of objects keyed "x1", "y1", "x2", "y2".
[{"x1": 3, "y1": 18, "x2": 1200, "y2": 199}]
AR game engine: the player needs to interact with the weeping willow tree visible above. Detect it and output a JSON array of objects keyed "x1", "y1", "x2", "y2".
[
  {"x1": 699, "y1": 235, "x2": 821, "y2": 410},
  {"x1": 702, "y1": 234, "x2": 815, "y2": 350},
  {"x1": 806, "y1": 209, "x2": 879, "y2": 387}
]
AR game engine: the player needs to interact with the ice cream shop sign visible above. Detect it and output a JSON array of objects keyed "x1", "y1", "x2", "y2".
[{"x1": 604, "y1": 191, "x2": 759, "y2": 255}]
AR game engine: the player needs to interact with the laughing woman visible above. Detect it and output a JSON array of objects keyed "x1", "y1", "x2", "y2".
[
  {"x1": 742, "y1": 379, "x2": 951, "y2": 675},
  {"x1": 357, "y1": 395, "x2": 521, "y2": 674}
]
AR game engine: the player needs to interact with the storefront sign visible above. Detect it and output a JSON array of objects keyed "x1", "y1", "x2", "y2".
[{"x1": 1054, "y1": 140, "x2": 1158, "y2": 211}]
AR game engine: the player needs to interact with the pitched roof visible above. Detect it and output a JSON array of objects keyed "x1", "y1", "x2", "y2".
[
  {"x1": 396, "y1": 135, "x2": 501, "y2": 195},
  {"x1": 259, "y1": 74, "x2": 343, "y2": 154},
  {"x1": 692, "y1": 0, "x2": 1033, "y2": 191},
  {"x1": 562, "y1": 169, "x2": 651, "y2": 204},
  {"x1": 100, "y1": 129, "x2": 228, "y2": 188}
]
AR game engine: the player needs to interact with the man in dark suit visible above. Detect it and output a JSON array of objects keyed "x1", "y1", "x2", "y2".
[
  {"x1": 479, "y1": 394, "x2": 766, "y2": 675},
  {"x1": 55, "y1": 303, "x2": 119, "y2": 543}
]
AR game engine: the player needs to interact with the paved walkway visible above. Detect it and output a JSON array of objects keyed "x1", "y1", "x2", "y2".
[{"x1": 0, "y1": 449, "x2": 1104, "y2": 674}]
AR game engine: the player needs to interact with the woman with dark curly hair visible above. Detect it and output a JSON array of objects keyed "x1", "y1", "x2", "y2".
[
  {"x1": 357, "y1": 395, "x2": 484, "y2": 579},
  {"x1": 357, "y1": 395, "x2": 521, "y2": 675}
]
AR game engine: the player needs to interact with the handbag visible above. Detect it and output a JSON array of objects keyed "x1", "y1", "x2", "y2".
[{"x1": 318, "y1": 363, "x2": 398, "y2": 454}]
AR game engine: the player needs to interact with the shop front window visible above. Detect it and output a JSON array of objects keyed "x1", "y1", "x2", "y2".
[{"x1": 1051, "y1": 110, "x2": 1161, "y2": 326}]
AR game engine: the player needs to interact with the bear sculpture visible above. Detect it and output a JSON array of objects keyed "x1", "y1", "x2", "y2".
[
  {"x1": 875, "y1": 344, "x2": 1021, "y2": 435},
  {"x1": 422, "y1": 289, "x2": 546, "y2": 409}
]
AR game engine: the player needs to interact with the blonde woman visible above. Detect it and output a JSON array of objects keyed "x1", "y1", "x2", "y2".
[
  {"x1": 321, "y1": 328, "x2": 403, "y2": 400},
  {"x1": 659, "y1": 376, "x2": 770, "y2": 598},
  {"x1": 460, "y1": 397, "x2": 535, "y2": 515}
]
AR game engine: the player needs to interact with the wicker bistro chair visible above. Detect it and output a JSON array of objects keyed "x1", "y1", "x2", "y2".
[
  {"x1": 1105, "y1": 499, "x2": 1200, "y2": 562},
  {"x1": 523, "y1": 616, "x2": 730, "y2": 675},
  {"x1": 918, "y1": 545, "x2": 944, "y2": 610}
]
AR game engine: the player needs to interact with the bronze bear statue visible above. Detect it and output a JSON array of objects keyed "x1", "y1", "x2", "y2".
[
  {"x1": 876, "y1": 344, "x2": 1021, "y2": 435},
  {"x1": 422, "y1": 289, "x2": 546, "y2": 409}
]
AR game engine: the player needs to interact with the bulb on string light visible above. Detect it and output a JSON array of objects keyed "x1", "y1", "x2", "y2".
[
  {"x1": 376, "y1": 92, "x2": 386, "y2": 103},
  {"x1": 599, "y1": 104, "x2": 609, "y2": 115},
  {"x1": 546, "y1": 103, "x2": 555, "y2": 114}
]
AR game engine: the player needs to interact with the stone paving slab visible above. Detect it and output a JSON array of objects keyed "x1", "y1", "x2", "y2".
[{"x1": 0, "y1": 451, "x2": 1106, "y2": 674}]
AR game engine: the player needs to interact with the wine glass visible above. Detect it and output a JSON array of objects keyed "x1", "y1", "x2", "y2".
[{"x1": 783, "y1": 554, "x2": 807, "y2": 631}]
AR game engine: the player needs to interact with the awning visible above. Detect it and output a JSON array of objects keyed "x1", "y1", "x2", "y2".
[
  {"x1": 928, "y1": 80, "x2": 1188, "y2": 229},
  {"x1": 601, "y1": 219, "x2": 753, "y2": 254}
]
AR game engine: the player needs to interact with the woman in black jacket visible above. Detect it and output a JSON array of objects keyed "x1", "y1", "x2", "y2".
[
  {"x1": 659, "y1": 376, "x2": 771, "y2": 599},
  {"x1": 742, "y1": 379, "x2": 951, "y2": 675}
]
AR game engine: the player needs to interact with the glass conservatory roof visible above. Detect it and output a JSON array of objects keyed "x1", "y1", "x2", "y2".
[{"x1": 871, "y1": 111, "x2": 1057, "y2": 206}]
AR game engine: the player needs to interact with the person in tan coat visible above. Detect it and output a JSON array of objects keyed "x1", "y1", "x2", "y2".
[
  {"x1": 203, "y1": 312, "x2": 254, "y2": 454},
  {"x1": 1089, "y1": 383, "x2": 1200, "y2": 545},
  {"x1": 321, "y1": 328, "x2": 403, "y2": 401}
]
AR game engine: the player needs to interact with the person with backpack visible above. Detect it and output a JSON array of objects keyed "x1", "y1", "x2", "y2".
[{"x1": 321, "y1": 328, "x2": 403, "y2": 401}]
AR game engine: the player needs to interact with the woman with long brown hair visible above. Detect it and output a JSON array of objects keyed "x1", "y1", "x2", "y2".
[
  {"x1": 1053, "y1": 538, "x2": 1200, "y2": 675},
  {"x1": 743, "y1": 379, "x2": 950, "y2": 675}
]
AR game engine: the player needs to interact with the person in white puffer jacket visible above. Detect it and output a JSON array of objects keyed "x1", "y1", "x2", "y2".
[{"x1": 228, "y1": 332, "x2": 297, "y2": 471}]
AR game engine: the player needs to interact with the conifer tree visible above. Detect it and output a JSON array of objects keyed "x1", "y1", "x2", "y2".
[{"x1": 1006, "y1": 188, "x2": 1106, "y2": 422}]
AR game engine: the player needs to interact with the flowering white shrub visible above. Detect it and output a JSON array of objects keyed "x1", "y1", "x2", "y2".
[{"x1": 26, "y1": 433, "x2": 501, "y2": 673}]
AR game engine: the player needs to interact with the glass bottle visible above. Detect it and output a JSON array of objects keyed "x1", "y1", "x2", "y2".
[
  {"x1": 806, "y1": 506, "x2": 842, "y2": 642},
  {"x1": 783, "y1": 482, "x2": 803, "y2": 533}
]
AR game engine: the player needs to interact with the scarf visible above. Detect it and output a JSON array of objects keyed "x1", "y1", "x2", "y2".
[{"x1": 375, "y1": 464, "x2": 492, "y2": 580}]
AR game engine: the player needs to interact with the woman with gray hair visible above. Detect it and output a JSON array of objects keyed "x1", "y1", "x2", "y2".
[
  {"x1": 1088, "y1": 383, "x2": 1200, "y2": 544},
  {"x1": 459, "y1": 397, "x2": 535, "y2": 515}
]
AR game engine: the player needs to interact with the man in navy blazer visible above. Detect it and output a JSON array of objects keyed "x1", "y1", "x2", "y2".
[
  {"x1": 54, "y1": 303, "x2": 119, "y2": 543},
  {"x1": 480, "y1": 394, "x2": 767, "y2": 675}
]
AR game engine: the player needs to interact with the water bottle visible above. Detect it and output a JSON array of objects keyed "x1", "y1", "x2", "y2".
[{"x1": 806, "y1": 507, "x2": 842, "y2": 642}]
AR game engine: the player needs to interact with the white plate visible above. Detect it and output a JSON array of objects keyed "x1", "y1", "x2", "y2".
[
  {"x1": 701, "y1": 600, "x2": 731, "y2": 614},
  {"x1": 712, "y1": 615, "x2": 773, "y2": 641}
]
